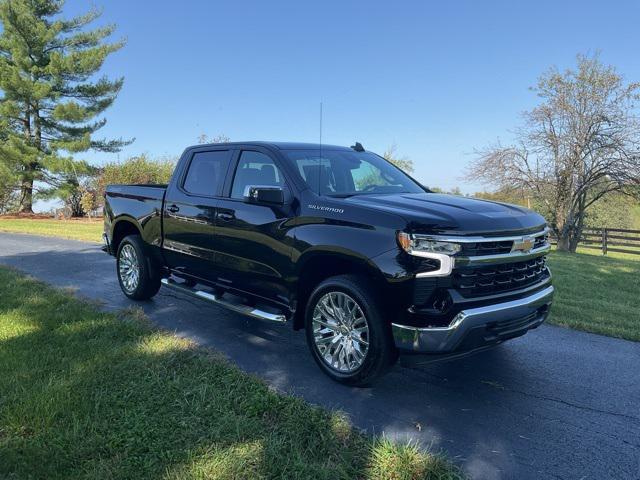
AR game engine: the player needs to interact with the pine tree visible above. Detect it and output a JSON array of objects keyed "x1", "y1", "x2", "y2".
[{"x1": 0, "y1": 0, "x2": 130, "y2": 213}]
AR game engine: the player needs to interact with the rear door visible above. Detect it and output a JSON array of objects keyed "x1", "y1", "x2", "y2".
[
  {"x1": 214, "y1": 147, "x2": 296, "y2": 305},
  {"x1": 162, "y1": 146, "x2": 235, "y2": 281}
]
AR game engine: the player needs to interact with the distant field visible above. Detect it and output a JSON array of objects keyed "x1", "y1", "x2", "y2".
[{"x1": 0, "y1": 218, "x2": 102, "y2": 243}]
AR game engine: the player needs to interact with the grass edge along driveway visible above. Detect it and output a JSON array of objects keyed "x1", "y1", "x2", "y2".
[
  {"x1": 0, "y1": 218, "x2": 103, "y2": 243},
  {"x1": 0, "y1": 266, "x2": 463, "y2": 480}
]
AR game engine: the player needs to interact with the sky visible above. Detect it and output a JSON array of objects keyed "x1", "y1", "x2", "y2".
[{"x1": 34, "y1": 0, "x2": 640, "y2": 209}]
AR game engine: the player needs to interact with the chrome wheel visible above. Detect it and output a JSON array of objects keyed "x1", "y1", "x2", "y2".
[
  {"x1": 118, "y1": 244, "x2": 140, "y2": 293},
  {"x1": 312, "y1": 292, "x2": 369, "y2": 373}
]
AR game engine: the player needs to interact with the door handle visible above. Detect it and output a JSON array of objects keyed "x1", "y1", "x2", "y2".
[
  {"x1": 217, "y1": 212, "x2": 234, "y2": 221},
  {"x1": 167, "y1": 204, "x2": 180, "y2": 213}
]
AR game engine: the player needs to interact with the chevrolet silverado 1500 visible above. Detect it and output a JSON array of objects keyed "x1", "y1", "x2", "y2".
[{"x1": 103, "y1": 141, "x2": 554, "y2": 385}]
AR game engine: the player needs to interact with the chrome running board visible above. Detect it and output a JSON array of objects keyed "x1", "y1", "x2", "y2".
[{"x1": 160, "y1": 278, "x2": 287, "y2": 323}]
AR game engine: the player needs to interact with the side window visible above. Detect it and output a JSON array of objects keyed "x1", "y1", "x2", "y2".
[
  {"x1": 231, "y1": 151, "x2": 285, "y2": 199},
  {"x1": 182, "y1": 150, "x2": 231, "y2": 196}
]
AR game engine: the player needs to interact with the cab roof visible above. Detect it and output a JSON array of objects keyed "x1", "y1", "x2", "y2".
[{"x1": 191, "y1": 141, "x2": 355, "y2": 151}]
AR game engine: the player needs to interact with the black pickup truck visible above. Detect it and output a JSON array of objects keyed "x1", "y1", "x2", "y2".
[{"x1": 103, "y1": 141, "x2": 554, "y2": 385}]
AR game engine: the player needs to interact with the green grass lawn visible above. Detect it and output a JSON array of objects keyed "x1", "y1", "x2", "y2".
[
  {"x1": 0, "y1": 267, "x2": 462, "y2": 480},
  {"x1": 0, "y1": 218, "x2": 103, "y2": 243},
  {"x1": 631, "y1": 204, "x2": 640, "y2": 230},
  {"x1": 546, "y1": 250, "x2": 640, "y2": 342}
]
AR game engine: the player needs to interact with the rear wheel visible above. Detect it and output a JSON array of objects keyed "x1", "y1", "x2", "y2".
[
  {"x1": 116, "y1": 235, "x2": 161, "y2": 300},
  {"x1": 305, "y1": 275, "x2": 397, "y2": 386}
]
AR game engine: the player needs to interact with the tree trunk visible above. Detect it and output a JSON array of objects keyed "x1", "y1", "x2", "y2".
[
  {"x1": 19, "y1": 106, "x2": 34, "y2": 214},
  {"x1": 18, "y1": 174, "x2": 34, "y2": 214},
  {"x1": 568, "y1": 211, "x2": 585, "y2": 253},
  {"x1": 554, "y1": 205, "x2": 571, "y2": 252},
  {"x1": 554, "y1": 200, "x2": 584, "y2": 253},
  {"x1": 556, "y1": 231, "x2": 571, "y2": 252},
  {"x1": 568, "y1": 234, "x2": 581, "y2": 253},
  {"x1": 555, "y1": 211, "x2": 583, "y2": 253},
  {"x1": 67, "y1": 191, "x2": 85, "y2": 217}
]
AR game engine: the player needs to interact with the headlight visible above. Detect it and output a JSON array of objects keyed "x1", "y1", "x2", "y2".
[
  {"x1": 397, "y1": 232, "x2": 462, "y2": 257},
  {"x1": 397, "y1": 232, "x2": 460, "y2": 277}
]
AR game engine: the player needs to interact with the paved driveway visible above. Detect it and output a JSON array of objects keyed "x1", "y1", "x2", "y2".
[{"x1": 1, "y1": 232, "x2": 638, "y2": 480}]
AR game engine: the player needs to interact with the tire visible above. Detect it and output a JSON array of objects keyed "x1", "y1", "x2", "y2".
[
  {"x1": 304, "y1": 275, "x2": 397, "y2": 386},
  {"x1": 116, "y1": 234, "x2": 161, "y2": 300}
]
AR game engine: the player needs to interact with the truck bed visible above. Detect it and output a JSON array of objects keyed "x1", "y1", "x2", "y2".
[
  {"x1": 106, "y1": 184, "x2": 167, "y2": 194},
  {"x1": 104, "y1": 184, "x2": 167, "y2": 252},
  {"x1": 105, "y1": 184, "x2": 167, "y2": 204}
]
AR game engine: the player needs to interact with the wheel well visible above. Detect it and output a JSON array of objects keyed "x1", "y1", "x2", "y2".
[
  {"x1": 111, "y1": 220, "x2": 141, "y2": 254},
  {"x1": 293, "y1": 255, "x2": 384, "y2": 330}
]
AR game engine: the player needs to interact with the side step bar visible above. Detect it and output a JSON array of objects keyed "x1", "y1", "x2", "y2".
[{"x1": 160, "y1": 278, "x2": 287, "y2": 323}]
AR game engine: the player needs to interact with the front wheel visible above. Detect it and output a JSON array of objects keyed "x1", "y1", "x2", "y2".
[
  {"x1": 305, "y1": 275, "x2": 397, "y2": 386},
  {"x1": 116, "y1": 235, "x2": 161, "y2": 300}
]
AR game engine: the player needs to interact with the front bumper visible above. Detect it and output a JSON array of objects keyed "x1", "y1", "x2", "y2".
[{"x1": 392, "y1": 285, "x2": 554, "y2": 354}]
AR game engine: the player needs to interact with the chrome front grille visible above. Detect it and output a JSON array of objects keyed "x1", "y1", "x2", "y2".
[
  {"x1": 457, "y1": 231, "x2": 549, "y2": 258},
  {"x1": 533, "y1": 234, "x2": 549, "y2": 250},
  {"x1": 453, "y1": 257, "x2": 549, "y2": 298},
  {"x1": 460, "y1": 240, "x2": 513, "y2": 256}
]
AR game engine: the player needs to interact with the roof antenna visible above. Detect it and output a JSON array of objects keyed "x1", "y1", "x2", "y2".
[
  {"x1": 351, "y1": 142, "x2": 364, "y2": 152},
  {"x1": 318, "y1": 100, "x2": 323, "y2": 195},
  {"x1": 319, "y1": 101, "x2": 323, "y2": 147}
]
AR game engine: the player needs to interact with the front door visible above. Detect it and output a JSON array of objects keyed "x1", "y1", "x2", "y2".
[
  {"x1": 214, "y1": 149, "x2": 295, "y2": 306},
  {"x1": 162, "y1": 147, "x2": 234, "y2": 282}
]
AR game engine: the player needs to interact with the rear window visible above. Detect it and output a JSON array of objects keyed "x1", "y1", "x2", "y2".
[{"x1": 182, "y1": 150, "x2": 231, "y2": 196}]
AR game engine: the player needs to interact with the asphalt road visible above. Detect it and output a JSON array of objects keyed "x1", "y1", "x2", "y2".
[{"x1": 0, "y1": 232, "x2": 638, "y2": 480}]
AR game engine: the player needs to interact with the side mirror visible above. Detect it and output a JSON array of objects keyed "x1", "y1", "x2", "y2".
[{"x1": 243, "y1": 185, "x2": 285, "y2": 205}]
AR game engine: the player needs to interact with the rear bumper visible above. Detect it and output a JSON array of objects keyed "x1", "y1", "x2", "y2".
[{"x1": 392, "y1": 285, "x2": 554, "y2": 354}]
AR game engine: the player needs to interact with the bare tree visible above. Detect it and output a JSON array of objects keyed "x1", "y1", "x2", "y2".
[
  {"x1": 468, "y1": 54, "x2": 640, "y2": 252},
  {"x1": 383, "y1": 144, "x2": 414, "y2": 173},
  {"x1": 198, "y1": 133, "x2": 230, "y2": 144}
]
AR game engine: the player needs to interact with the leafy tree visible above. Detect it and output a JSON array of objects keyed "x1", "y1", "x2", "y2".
[
  {"x1": 79, "y1": 182, "x2": 99, "y2": 217},
  {"x1": 0, "y1": 0, "x2": 130, "y2": 213},
  {"x1": 474, "y1": 188, "x2": 634, "y2": 230},
  {"x1": 40, "y1": 171, "x2": 97, "y2": 217},
  {"x1": 383, "y1": 144, "x2": 414, "y2": 173},
  {"x1": 428, "y1": 186, "x2": 465, "y2": 195},
  {"x1": 468, "y1": 54, "x2": 640, "y2": 252},
  {"x1": 0, "y1": 91, "x2": 19, "y2": 213},
  {"x1": 0, "y1": 164, "x2": 19, "y2": 213},
  {"x1": 582, "y1": 193, "x2": 635, "y2": 230},
  {"x1": 95, "y1": 154, "x2": 175, "y2": 202},
  {"x1": 473, "y1": 188, "x2": 531, "y2": 208}
]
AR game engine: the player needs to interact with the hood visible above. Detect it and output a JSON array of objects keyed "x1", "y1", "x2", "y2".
[{"x1": 344, "y1": 193, "x2": 546, "y2": 235}]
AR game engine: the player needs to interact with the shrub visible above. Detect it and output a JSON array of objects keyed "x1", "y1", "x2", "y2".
[{"x1": 95, "y1": 154, "x2": 176, "y2": 203}]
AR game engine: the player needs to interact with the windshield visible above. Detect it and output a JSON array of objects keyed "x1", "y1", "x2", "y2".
[{"x1": 283, "y1": 149, "x2": 425, "y2": 197}]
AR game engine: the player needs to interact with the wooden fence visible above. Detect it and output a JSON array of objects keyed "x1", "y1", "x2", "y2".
[{"x1": 550, "y1": 228, "x2": 640, "y2": 256}]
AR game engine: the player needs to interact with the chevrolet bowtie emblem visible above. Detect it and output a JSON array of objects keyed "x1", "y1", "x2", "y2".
[{"x1": 512, "y1": 236, "x2": 535, "y2": 253}]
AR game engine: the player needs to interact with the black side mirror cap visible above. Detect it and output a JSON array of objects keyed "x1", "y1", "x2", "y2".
[{"x1": 243, "y1": 186, "x2": 285, "y2": 205}]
